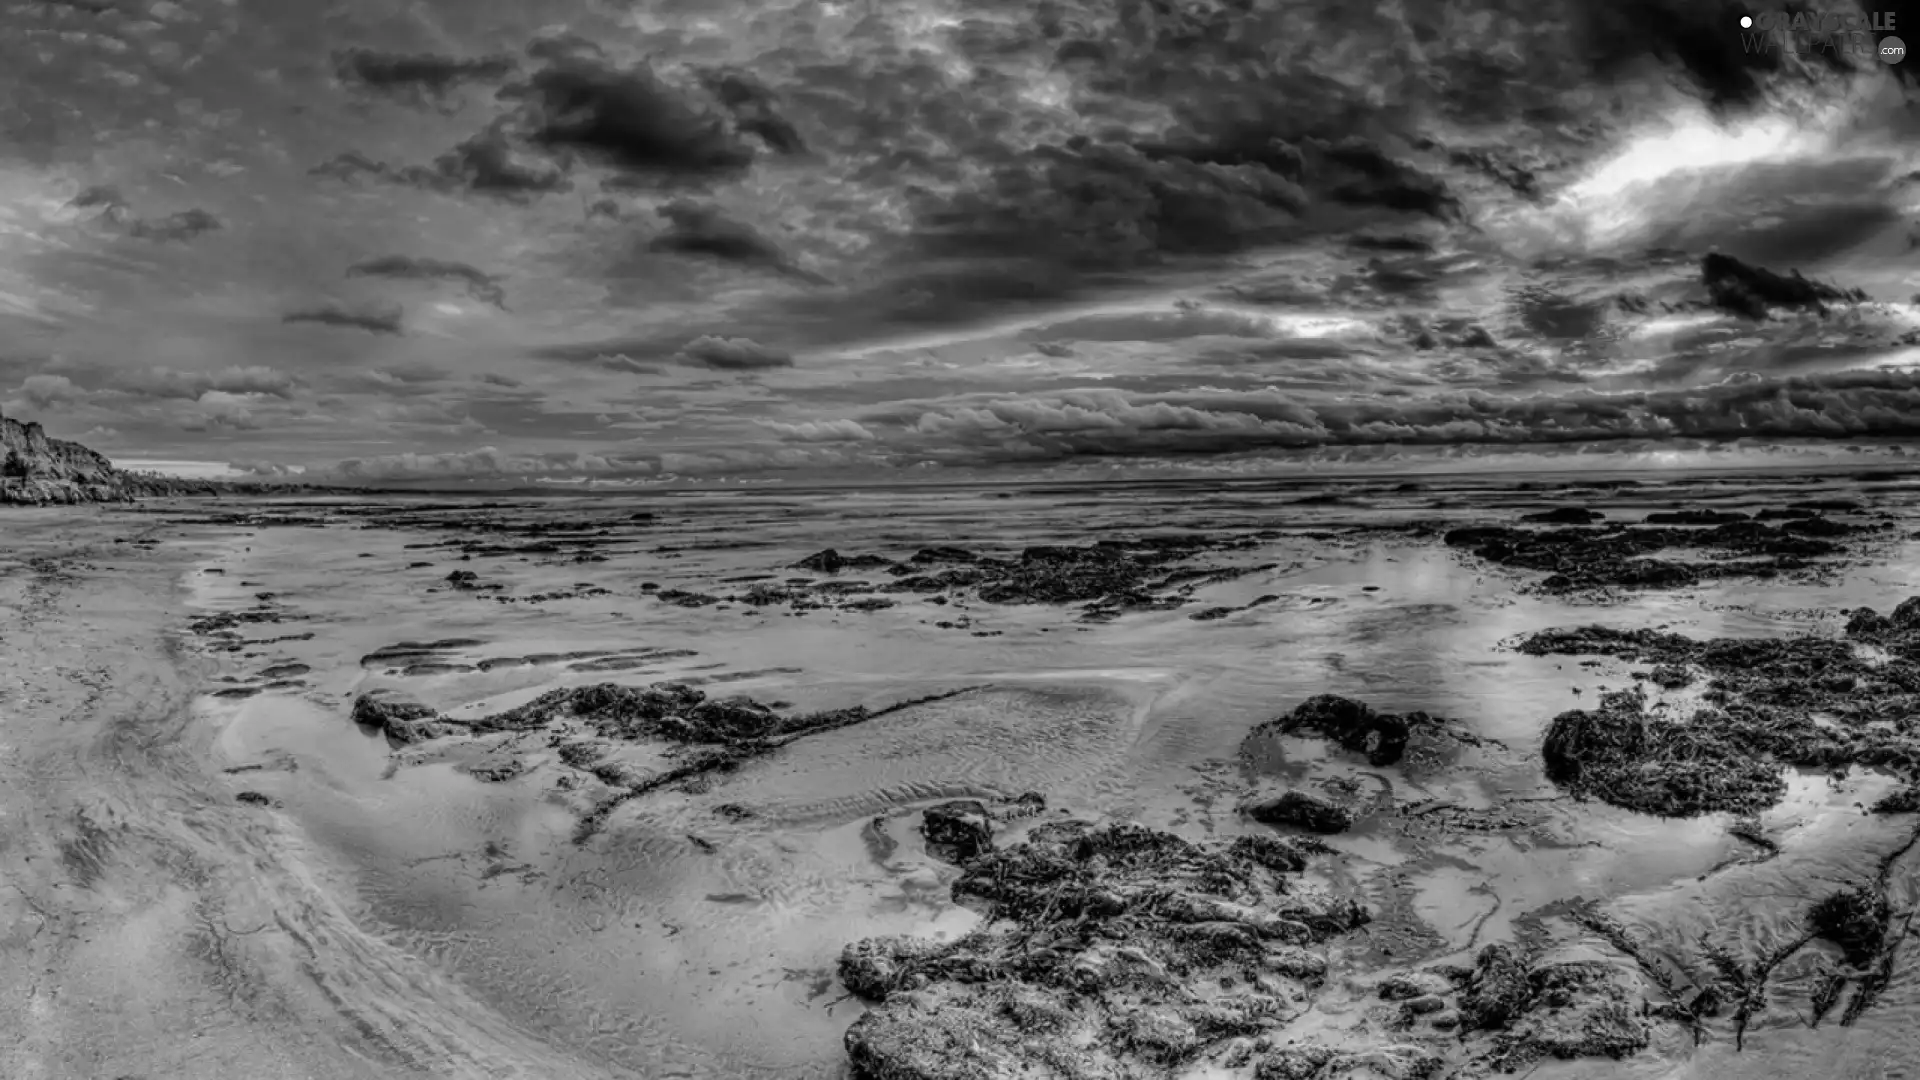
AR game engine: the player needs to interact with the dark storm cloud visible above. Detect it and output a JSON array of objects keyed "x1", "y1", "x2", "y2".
[
  {"x1": 333, "y1": 48, "x2": 518, "y2": 100},
  {"x1": 316, "y1": 53, "x2": 743, "y2": 202},
  {"x1": 593, "y1": 355, "x2": 668, "y2": 376},
  {"x1": 525, "y1": 31, "x2": 605, "y2": 65},
  {"x1": 68, "y1": 185, "x2": 126, "y2": 213},
  {"x1": 282, "y1": 302, "x2": 405, "y2": 335},
  {"x1": 309, "y1": 130, "x2": 570, "y2": 201},
  {"x1": 649, "y1": 200, "x2": 826, "y2": 281},
  {"x1": 499, "y1": 57, "x2": 755, "y2": 177},
  {"x1": 672, "y1": 335, "x2": 793, "y2": 370},
  {"x1": 698, "y1": 69, "x2": 807, "y2": 155},
  {"x1": 347, "y1": 255, "x2": 507, "y2": 308},
  {"x1": 1579, "y1": 0, "x2": 1781, "y2": 108},
  {"x1": 860, "y1": 370, "x2": 1920, "y2": 464},
  {"x1": 916, "y1": 142, "x2": 1304, "y2": 269},
  {"x1": 309, "y1": 151, "x2": 452, "y2": 189},
  {"x1": 128, "y1": 208, "x2": 222, "y2": 242},
  {"x1": 436, "y1": 125, "x2": 573, "y2": 197}
]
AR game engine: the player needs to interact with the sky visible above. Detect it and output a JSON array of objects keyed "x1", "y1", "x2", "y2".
[{"x1": 3, "y1": 0, "x2": 1919, "y2": 486}]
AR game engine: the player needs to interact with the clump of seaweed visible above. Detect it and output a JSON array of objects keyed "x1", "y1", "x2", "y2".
[
  {"x1": 1540, "y1": 686, "x2": 1791, "y2": 817},
  {"x1": 839, "y1": 821, "x2": 1367, "y2": 1079},
  {"x1": 1520, "y1": 602, "x2": 1920, "y2": 816},
  {"x1": 1444, "y1": 504, "x2": 1882, "y2": 593},
  {"x1": 1808, "y1": 887, "x2": 1891, "y2": 967}
]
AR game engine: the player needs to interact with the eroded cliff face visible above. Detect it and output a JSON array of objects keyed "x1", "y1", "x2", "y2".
[{"x1": 0, "y1": 408, "x2": 197, "y2": 504}]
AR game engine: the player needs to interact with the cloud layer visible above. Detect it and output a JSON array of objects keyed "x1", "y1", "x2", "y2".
[{"x1": 0, "y1": 0, "x2": 1911, "y2": 483}]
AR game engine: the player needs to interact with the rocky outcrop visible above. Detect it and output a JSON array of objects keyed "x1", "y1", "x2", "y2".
[{"x1": 0, "y1": 406, "x2": 215, "y2": 504}]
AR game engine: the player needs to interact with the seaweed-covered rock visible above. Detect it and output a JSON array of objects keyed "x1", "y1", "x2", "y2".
[
  {"x1": 1248, "y1": 694, "x2": 1427, "y2": 766},
  {"x1": 1377, "y1": 970, "x2": 1455, "y2": 1001},
  {"x1": 1255, "y1": 1045, "x2": 1337, "y2": 1080},
  {"x1": 1643, "y1": 508, "x2": 1749, "y2": 525},
  {"x1": 840, "y1": 821, "x2": 1367, "y2": 1079},
  {"x1": 1444, "y1": 507, "x2": 1864, "y2": 593},
  {"x1": 482, "y1": 682, "x2": 707, "y2": 736},
  {"x1": 349, "y1": 689, "x2": 467, "y2": 745},
  {"x1": 921, "y1": 800, "x2": 995, "y2": 863},
  {"x1": 1459, "y1": 943, "x2": 1530, "y2": 1031},
  {"x1": 794, "y1": 549, "x2": 893, "y2": 574},
  {"x1": 676, "y1": 696, "x2": 780, "y2": 741},
  {"x1": 1521, "y1": 507, "x2": 1604, "y2": 524},
  {"x1": 1244, "y1": 791, "x2": 1355, "y2": 834},
  {"x1": 1512, "y1": 958, "x2": 1650, "y2": 1061},
  {"x1": 1522, "y1": 616, "x2": 1920, "y2": 816},
  {"x1": 1647, "y1": 664, "x2": 1693, "y2": 689},
  {"x1": 1808, "y1": 887, "x2": 1890, "y2": 966},
  {"x1": 1540, "y1": 690, "x2": 1787, "y2": 817},
  {"x1": 839, "y1": 935, "x2": 951, "y2": 999},
  {"x1": 1323, "y1": 1046, "x2": 1444, "y2": 1079},
  {"x1": 1872, "y1": 784, "x2": 1920, "y2": 814},
  {"x1": 910, "y1": 546, "x2": 977, "y2": 565}
]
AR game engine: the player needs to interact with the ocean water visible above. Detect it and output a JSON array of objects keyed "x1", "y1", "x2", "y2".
[{"x1": 156, "y1": 471, "x2": 1920, "y2": 1078}]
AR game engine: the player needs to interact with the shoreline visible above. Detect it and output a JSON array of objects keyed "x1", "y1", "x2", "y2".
[
  {"x1": 8, "y1": 473, "x2": 1920, "y2": 1079},
  {"x1": 0, "y1": 513, "x2": 631, "y2": 1080}
]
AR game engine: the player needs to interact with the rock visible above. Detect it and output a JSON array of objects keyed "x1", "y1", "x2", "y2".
[
  {"x1": 839, "y1": 935, "x2": 950, "y2": 1000},
  {"x1": 1782, "y1": 515, "x2": 1856, "y2": 537},
  {"x1": 469, "y1": 757, "x2": 526, "y2": 783},
  {"x1": 1264, "y1": 946, "x2": 1328, "y2": 981},
  {"x1": 445, "y1": 569, "x2": 481, "y2": 588},
  {"x1": 1324, "y1": 1045, "x2": 1444, "y2": 1079},
  {"x1": 841, "y1": 821, "x2": 1367, "y2": 1079},
  {"x1": 350, "y1": 689, "x2": 467, "y2": 745},
  {"x1": 1872, "y1": 784, "x2": 1920, "y2": 814},
  {"x1": 795, "y1": 549, "x2": 893, "y2": 574},
  {"x1": 1254, "y1": 694, "x2": 1422, "y2": 766},
  {"x1": 1459, "y1": 943, "x2": 1529, "y2": 1031},
  {"x1": 0, "y1": 406, "x2": 194, "y2": 504},
  {"x1": 1244, "y1": 792, "x2": 1354, "y2": 834},
  {"x1": 1521, "y1": 507, "x2": 1604, "y2": 524},
  {"x1": 1256, "y1": 1046, "x2": 1337, "y2": 1080},
  {"x1": 921, "y1": 800, "x2": 995, "y2": 863},
  {"x1": 678, "y1": 696, "x2": 780, "y2": 741},
  {"x1": 234, "y1": 791, "x2": 272, "y2": 806},
  {"x1": 1444, "y1": 507, "x2": 1859, "y2": 593},
  {"x1": 1894, "y1": 596, "x2": 1920, "y2": 628},
  {"x1": 993, "y1": 791, "x2": 1048, "y2": 821},
  {"x1": 1644, "y1": 509, "x2": 1748, "y2": 525},
  {"x1": 1540, "y1": 690, "x2": 1786, "y2": 817},
  {"x1": 910, "y1": 546, "x2": 977, "y2": 564},
  {"x1": 1647, "y1": 664, "x2": 1692, "y2": 689},
  {"x1": 1808, "y1": 886, "x2": 1890, "y2": 966},
  {"x1": 1377, "y1": 971, "x2": 1454, "y2": 1001},
  {"x1": 1510, "y1": 958, "x2": 1650, "y2": 1061}
]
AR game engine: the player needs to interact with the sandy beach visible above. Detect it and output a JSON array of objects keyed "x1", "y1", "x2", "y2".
[{"x1": 2, "y1": 472, "x2": 1917, "y2": 1079}]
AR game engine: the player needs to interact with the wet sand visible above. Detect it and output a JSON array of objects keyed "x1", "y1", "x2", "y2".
[{"x1": 7, "y1": 472, "x2": 1920, "y2": 1078}]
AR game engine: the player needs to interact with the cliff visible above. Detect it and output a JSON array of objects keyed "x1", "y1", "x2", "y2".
[{"x1": 0, "y1": 408, "x2": 218, "y2": 505}]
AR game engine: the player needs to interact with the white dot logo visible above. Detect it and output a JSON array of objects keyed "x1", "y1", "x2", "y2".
[{"x1": 1740, "y1": 15, "x2": 1753, "y2": 27}]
